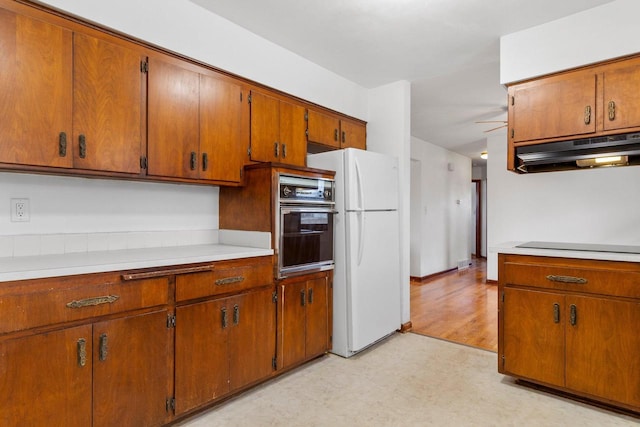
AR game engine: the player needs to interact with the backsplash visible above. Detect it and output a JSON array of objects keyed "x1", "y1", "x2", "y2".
[{"x1": 0, "y1": 229, "x2": 218, "y2": 258}]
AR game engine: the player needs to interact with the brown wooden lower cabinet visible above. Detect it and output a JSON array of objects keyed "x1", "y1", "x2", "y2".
[
  {"x1": 174, "y1": 286, "x2": 276, "y2": 416},
  {"x1": 498, "y1": 254, "x2": 640, "y2": 413},
  {"x1": 278, "y1": 271, "x2": 332, "y2": 369}
]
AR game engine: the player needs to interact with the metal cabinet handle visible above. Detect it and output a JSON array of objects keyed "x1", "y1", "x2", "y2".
[
  {"x1": 66, "y1": 295, "x2": 119, "y2": 309},
  {"x1": 553, "y1": 303, "x2": 560, "y2": 324},
  {"x1": 308, "y1": 288, "x2": 314, "y2": 304},
  {"x1": 77, "y1": 338, "x2": 87, "y2": 367},
  {"x1": 546, "y1": 275, "x2": 587, "y2": 284},
  {"x1": 99, "y1": 333, "x2": 108, "y2": 361},
  {"x1": 300, "y1": 289, "x2": 306, "y2": 306},
  {"x1": 274, "y1": 142, "x2": 279, "y2": 158},
  {"x1": 334, "y1": 129, "x2": 338, "y2": 141},
  {"x1": 608, "y1": 100, "x2": 616, "y2": 121},
  {"x1": 59, "y1": 132, "x2": 67, "y2": 157},
  {"x1": 190, "y1": 151, "x2": 197, "y2": 170},
  {"x1": 342, "y1": 131, "x2": 346, "y2": 143},
  {"x1": 584, "y1": 105, "x2": 591, "y2": 125},
  {"x1": 233, "y1": 304, "x2": 240, "y2": 325},
  {"x1": 221, "y1": 307, "x2": 228, "y2": 328},
  {"x1": 202, "y1": 152, "x2": 208, "y2": 171},
  {"x1": 282, "y1": 143, "x2": 287, "y2": 158},
  {"x1": 79, "y1": 134, "x2": 87, "y2": 158},
  {"x1": 215, "y1": 276, "x2": 245, "y2": 286},
  {"x1": 570, "y1": 304, "x2": 577, "y2": 326}
]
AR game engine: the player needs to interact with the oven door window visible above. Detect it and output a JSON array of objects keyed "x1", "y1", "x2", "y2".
[{"x1": 281, "y1": 210, "x2": 333, "y2": 270}]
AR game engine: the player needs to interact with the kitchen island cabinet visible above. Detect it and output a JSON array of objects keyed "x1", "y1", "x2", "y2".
[
  {"x1": 498, "y1": 253, "x2": 640, "y2": 413},
  {"x1": 277, "y1": 271, "x2": 332, "y2": 370}
]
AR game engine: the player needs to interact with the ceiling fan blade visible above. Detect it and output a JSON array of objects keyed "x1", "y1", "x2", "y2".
[{"x1": 483, "y1": 124, "x2": 508, "y2": 133}]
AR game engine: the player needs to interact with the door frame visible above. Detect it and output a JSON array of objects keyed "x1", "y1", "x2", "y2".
[{"x1": 472, "y1": 179, "x2": 482, "y2": 258}]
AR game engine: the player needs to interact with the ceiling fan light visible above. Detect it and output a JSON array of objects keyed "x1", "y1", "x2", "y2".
[{"x1": 480, "y1": 151, "x2": 488, "y2": 160}]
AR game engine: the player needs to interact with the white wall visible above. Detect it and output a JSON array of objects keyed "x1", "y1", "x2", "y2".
[
  {"x1": 487, "y1": 133, "x2": 640, "y2": 280},
  {"x1": 410, "y1": 137, "x2": 472, "y2": 277},
  {"x1": 501, "y1": 0, "x2": 640, "y2": 84},
  {"x1": 490, "y1": 0, "x2": 640, "y2": 280},
  {"x1": 367, "y1": 81, "x2": 412, "y2": 325}
]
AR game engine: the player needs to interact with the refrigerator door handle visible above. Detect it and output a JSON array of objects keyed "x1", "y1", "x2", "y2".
[
  {"x1": 357, "y1": 210, "x2": 365, "y2": 266},
  {"x1": 355, "y1": 157, "x2": 365, "y2": 211}
]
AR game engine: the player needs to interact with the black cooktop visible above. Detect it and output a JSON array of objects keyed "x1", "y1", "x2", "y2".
[{"x1": 516, "y1": 241, "x2": 640, "y2": 255}]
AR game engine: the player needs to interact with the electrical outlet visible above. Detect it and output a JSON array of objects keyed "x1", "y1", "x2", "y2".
[{"x1": 11, "y1": 198, "x2": 30, "y2": 222}]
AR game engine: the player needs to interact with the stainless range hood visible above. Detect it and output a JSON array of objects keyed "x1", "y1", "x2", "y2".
[{"x1": 515, "y1": 131, "x2": 640, "y2": 173}]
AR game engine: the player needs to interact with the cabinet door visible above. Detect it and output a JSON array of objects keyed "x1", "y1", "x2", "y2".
[
  {"x1": 0, "y1": 325, "x2": 92, "y2": 427},
  {"x1": 279, "y1": 99, "x2": 307, "y2": 167},
  {"x1": 250, "y1": 90, "x2": 280, "y2": 162},
  {"x1": 602, "y1": 57, "x2": 640, "y2": 132},
  {"x1": 279, "y1": 280, "x2": 307, "y2": 368},
  {"x1": 502, "y1": 288, "x2": 565, "y2": 387},
  {"x1": 175, "y1": 299, "x2": 230, "y2": 415},
  {"x1": 200, "y1": 74, "x2": 244, "y2": 182},
  {"x1": 0, "y1": 8, "x2": 73, "y2": 168},
  {"x1": 511, "y1": 71, "x2": 596, "y2": 143},
  {"x1": 305, "y1": 277, "x2": 330, "y2": 358},
  {"x1": 565, "y1": 296, "x2": 640, "y2": 408},
  {"x1": 229, "y1": 288, "x2": 276, "y2": 390},
  {"x1": 340, "y1": 120, "x2": 366, "y2": 150},
  {"x1": 93, "y1": 309, "x2": 172, "y2": 427},
  {"x1": 73, "y1": 33, "x2": 144, "y2": 174},
  {"x1": 307, "y1": 109, "x2": 340, "y2": 148},
  {"x1": 147, "y1": 57, "x2": 200, "y2": 179}
]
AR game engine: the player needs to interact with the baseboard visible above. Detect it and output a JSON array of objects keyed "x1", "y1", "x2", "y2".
[
  {"x1": 399, "y1": 321, "x2": 413, "y2": 333},
  {"x1": 410, "y1": 268, "x2": 457, "y2": 283},
  {"x1": 485, "y1": 279, "x2": 498, "y2": 285}
]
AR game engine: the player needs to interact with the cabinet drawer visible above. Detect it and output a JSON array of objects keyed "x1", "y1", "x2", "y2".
[
  {"x1": 501, "y1": 255, "x2": 640, "y2": 299},
  {"x1": 176, "y1": 256, "x2": 273, "y2": 302},
  {"x1": 0, "y1": 272, "x2": 169, "y2": 335}
]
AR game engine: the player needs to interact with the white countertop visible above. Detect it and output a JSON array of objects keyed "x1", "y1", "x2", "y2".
[
  {"x1": 0, "y1": 244, "x2": 274, "y2": 282},
  {"x1": 491, "y1": 241, "x2": 640, "y2": 263}
]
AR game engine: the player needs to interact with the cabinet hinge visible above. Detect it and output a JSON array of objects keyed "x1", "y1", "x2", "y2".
[
  {"x1": 304, "y1": 111, "x2": 308, "y2": 121},
  {"x1": 140, "y1": 60, "x2": 149, "y2": 74},
  {"x1": 305, "y1": 129, "x2": 309, "y2": 137},
  {"x1": 247, "y1": 94, "x2": 252, "y2": 104},
  {"x1": 167, "y1": 314, "x2": 176, "y2": 329},
  {"x1": 240, "y1": 92, "x2": 242, "y2": 102},
  {"x1": 272, "y1": 290, "x2": 277, "y2": 303},
  {"x1": 510, "y1": 129, "x2": 514, "y2": 138},
  {"x1": 166, "y1": 397, "x2": 176, "y2": 413},
  {"x1": 510, "y1": 96, "x2": 514, "y2": 106},
  {"x1": 501, "y1": 355, "x2": 505, "y2": 368},
  {"x1": 140, "y1": 156, "x2": 148, "y2": 170},
  {"x1": 272, "y1": 356, "x2": 277, "y2": 371},
  {"x1": 247, "y1": 147, "x2": 252, "y2": 157},
  {"x1": 501, "y1": 292, "x2": 505, "y2": 303}
]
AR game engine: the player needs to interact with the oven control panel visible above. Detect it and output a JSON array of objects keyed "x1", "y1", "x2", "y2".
[{"x1": 279, "y1": 174, "x2": 334, "y2": 203}]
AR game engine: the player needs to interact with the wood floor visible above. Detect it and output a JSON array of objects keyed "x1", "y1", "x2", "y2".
[{"x1": 410, "y1": 257, "x2": 497, "y2": 352}]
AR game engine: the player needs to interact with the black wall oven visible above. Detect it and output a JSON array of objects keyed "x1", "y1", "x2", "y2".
[{"x1": 277, "y1": 174, "x2": 335, "y2": 278}]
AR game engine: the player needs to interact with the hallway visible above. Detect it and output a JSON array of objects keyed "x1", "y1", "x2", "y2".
[{"x1": 410, "y1": 258, "x2": 497, "y2": 352}]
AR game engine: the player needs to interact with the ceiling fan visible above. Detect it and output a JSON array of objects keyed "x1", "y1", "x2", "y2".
[{"x1": 475, "y1": 120, "x2": 507, "y2": 133}]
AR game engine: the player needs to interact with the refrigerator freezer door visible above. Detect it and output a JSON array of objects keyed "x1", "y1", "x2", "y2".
[
  {"x1": 346, "y1": 209, "x2": 400, "y2": 353},
  {"x1": 344, "y1": 148, "x2": 398, "y2": 212}
]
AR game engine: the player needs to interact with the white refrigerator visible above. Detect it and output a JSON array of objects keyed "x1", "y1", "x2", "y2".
[{"x1": 307, "y1": 148, "x2": 401, "y2": 357}]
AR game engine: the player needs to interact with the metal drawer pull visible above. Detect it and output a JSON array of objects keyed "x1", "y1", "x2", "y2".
[
  {"x1": 570, "y1": 304, "x2": 577, "y2": 326},
  {"x1": 215, "y1": 276, "x2": 245, "y2": 286},
  {"x1": 546, "y1": 275, "x2": 587, "y2": 284},
  {"x1": 77, "y1": 338, "x2": 87, "y2": 367},
  {"x1": 553, "y1": 303, "x2": 560, "y2": 324},
  {"x1": 121, "y1": 264, "x2": 214, "y2": 280},
  {"x1": 99, "y1": 333, "x2": 108, "y2": 361},
  {"x1": 66, "y1": 295, "x2": 119, "y2": 309}
]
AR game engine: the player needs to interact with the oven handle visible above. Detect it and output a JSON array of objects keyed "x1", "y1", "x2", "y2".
[{"x1": 280, "y1": 207, "x2": 339, "y2": 215}]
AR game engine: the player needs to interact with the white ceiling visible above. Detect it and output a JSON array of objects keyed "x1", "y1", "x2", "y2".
[{"x1": 191, "y1": 0, "x2": 614, "y2": 163}]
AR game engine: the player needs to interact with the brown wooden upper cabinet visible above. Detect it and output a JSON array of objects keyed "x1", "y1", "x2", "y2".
[
  {"x1": 0, "y1": 8, "x2": 73, "y2": 169},
  {"x1": 307, "y1": 109, "x2": 366, "y2": 150},
  {"x1": 509, "y1": 55, "x2": 640, "y2": 145},
  {"x1": 0, "y1": 7, "x2": 146, "y2": 174},
  {"x1": 147, "y1": 55, "x2": 246, "y2": 183},
  {"x1": 249, "y1": 89, "x2": 307, "y2": 166}
]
